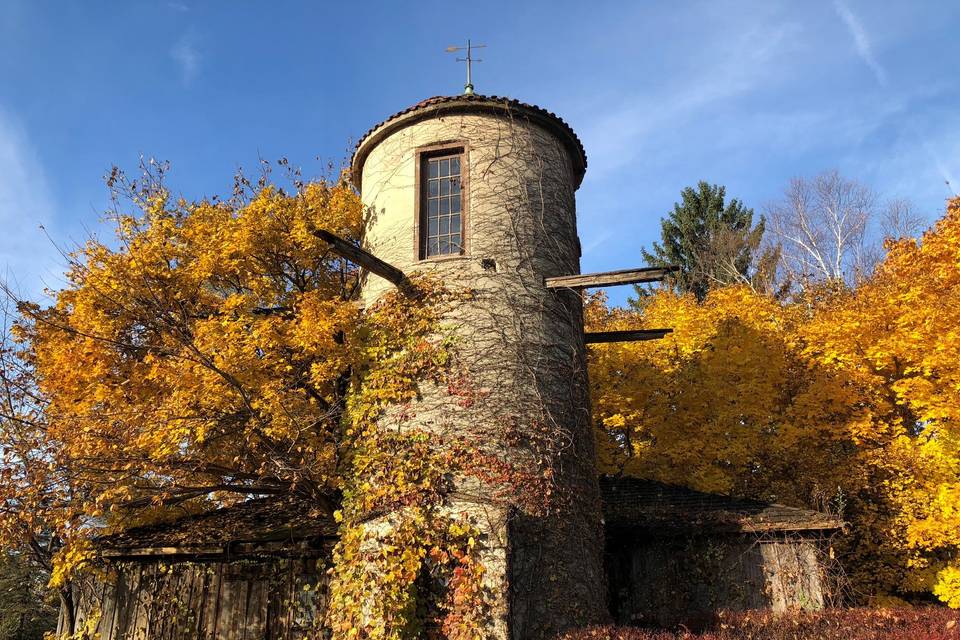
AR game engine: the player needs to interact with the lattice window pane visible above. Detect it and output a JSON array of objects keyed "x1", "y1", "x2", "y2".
[{"x1": 423, "y1": 153, "x2": 463, "y2": 257}]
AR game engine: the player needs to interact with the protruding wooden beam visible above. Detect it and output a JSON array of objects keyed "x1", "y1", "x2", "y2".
[
  {"x1": 584, "y1": 329, "x2": 673, "y2": 344},
  {"x1": 545, "y1": 265, "x2": 678, "y2": 290},
  {"x1": 312, "y1": 229, "x2": 413, "y2": 295}
]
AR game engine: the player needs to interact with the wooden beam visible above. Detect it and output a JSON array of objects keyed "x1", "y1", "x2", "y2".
[
  {"x1": 584, "y1": 329, "x2": 673, "y2": 344},
  {"x1": 545, "y1": 265, "x2": 678, "y2": 290},
  {"x1": 312, "y1": 229, "x2": 413, "y2": 295},
  {"x1": 102, "y1": 546, "x2": 225, "y2": 558}
]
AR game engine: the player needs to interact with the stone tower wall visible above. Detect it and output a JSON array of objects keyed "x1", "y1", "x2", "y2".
[{"x1": 356, "y1": 104, "x2": 606, "y2": 638}]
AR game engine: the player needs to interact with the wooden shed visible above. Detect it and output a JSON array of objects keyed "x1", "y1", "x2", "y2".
[
  {"x1": 600, "y1": 477, "x2": 844, "y2": 627},
  {"x1": 62, "y1": 497, "x2": 337, "y2": 640}
]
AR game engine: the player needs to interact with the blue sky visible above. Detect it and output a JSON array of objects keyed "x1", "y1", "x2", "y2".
[{"x1": 1, "y1": 1, "x2": 958, "y2": 304}]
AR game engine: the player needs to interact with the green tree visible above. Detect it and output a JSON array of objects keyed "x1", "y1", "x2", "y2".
[
  {"x1": 0, "y1": 552, "x2": 57, "y2": 640},
  {"x1": 641, "y1": 181, "x2": 774, "y2": 301}
]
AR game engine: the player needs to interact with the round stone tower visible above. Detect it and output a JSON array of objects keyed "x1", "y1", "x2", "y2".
[{"x1": 352, "y1": 95, "x2": 606, "y2": 638}]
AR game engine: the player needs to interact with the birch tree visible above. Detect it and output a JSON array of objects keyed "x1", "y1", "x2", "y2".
[{"x1": 766, "y1": 170, "x2": 875, "y2": 288}]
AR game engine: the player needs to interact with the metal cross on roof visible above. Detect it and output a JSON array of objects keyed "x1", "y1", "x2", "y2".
[{"x1": 446, "y1": 40, "x2": 485, "y2": 96}]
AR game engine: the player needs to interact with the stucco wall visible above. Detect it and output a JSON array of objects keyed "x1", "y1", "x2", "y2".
[{"x1": 356, "y1": 106, "x2": 606, "y2": 638}]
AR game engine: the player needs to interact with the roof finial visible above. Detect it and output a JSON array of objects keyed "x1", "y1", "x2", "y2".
[{"x1": 446, "y1": 39, "x2": 485, "y2": 95}]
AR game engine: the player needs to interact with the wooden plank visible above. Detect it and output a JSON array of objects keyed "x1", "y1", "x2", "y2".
[
  {"x1": 585, "y1": 329, "x2": 673, "y2": 344},
  {"x1": 100, "y1": 578, "x2": 118, "y2": 640},
  {"x1": 312, "y1": 229, "x2": 413, "y2": 295},
  {"x1": 116, "y1": 563, "x2": 139, "y2": 639},
  {"x1": 207, "y1": 564, "x2": 224, "y2": 640},
  {"x1": 185, "y1": 565, "x2": 204, "y2": 638},
  {"x1": 129, "y1": 564, "x2": 148, "y2": 640},
  {"x1": 199, "y1": 565, "x2": 216, "y2": 640},
  {"x1": 219, "y1": 568, "x2": 241, "y2": 640},
  {"x1": 243, "y1": 575, "x2": 267, "y2": 640},
  {"x1": 545, "y1": 266, "x2": 678, "y2": 290},
  {"x1": 102, "y1": 546, "x2": 224, "y2": 558}
]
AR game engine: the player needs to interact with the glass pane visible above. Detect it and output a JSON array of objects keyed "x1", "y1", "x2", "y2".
[
  {"x1": 428, "y1": 218, "x2": 438, "y2": 235},
  {"x1": 428, "y1": 160, "x2": 439, "y2": 179},
  {"x1": 439, "y1": 217, "x2": 449, "y2": 234},
  {"x1": 450, "y1": 179, "x2": 460, "y2": 195},
  {"x1": 451, "y1": 197, "x2": 461, "y2": 213},
  {"x1": 439, "y1": 238, "x2": 449, "y2": 254},
  {"x1": 428, "y1": 180, "x2": 438, "y2": 197},
  {"x1": 451, "y1": 215, "x2": 461, "y2": 233},
  {"x1": 440, "y1": 199, "x2": 449, "y2": 215},
  {"x1": 429, "y1": 239, "x2": 440, "y2": 256},
  {"x1": 429, "y1": 199, "x2": 439, "y2": 215},
  {"x1": 451, "y1": 157, "x2": 460, "y2": 175},
  {"x1": 440, "y1": 180, "x2": 449, "y2": 196},
  {"x1": 439, "y1": 159, "x2": 449, "y2": 177},
  {"x1": 450, "y1": 233, "x2": 461, "y2": 251}
]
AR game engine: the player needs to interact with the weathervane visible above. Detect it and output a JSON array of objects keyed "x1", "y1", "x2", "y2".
[{"x1": 446, "y1": 39, "x2": 486, "y2": 95}]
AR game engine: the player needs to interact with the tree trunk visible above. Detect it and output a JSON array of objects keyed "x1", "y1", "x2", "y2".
[{"x1": 59, "y1": 585, "x2": 76, "y2": 637}]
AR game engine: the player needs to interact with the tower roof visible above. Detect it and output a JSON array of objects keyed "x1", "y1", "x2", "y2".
[{"x1": 351, "y1": 94, "x2": 587, "y2": 190}]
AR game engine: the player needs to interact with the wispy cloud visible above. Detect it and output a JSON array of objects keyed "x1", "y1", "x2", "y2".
[
  {"x1": 167, "y1": 2, "x2": 189, "y2": 12},
  {"x1": 911, "y1": 123, "x2": 960, "y2": 197},
  {"x1": 582, "y1": 231, "x2": 613, "y2": 256},
  {"x1": 834, "y1": 1, "x2": 888, "y2": 86},
  {"x1": 170, "y1": 35, "x2": 200, "y2": 84},
  {"x1": 577, "y1": 19, "x2": 802, "y2": 180},
  {"x1": 0, "y1": 108, "x2": 58, "y2": 298}
]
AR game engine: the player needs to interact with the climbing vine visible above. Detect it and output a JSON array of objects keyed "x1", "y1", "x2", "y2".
[
  {"x1": 4, "y1": 100, "x2": 610, "y2": 638},
  {"x1": 0, "y1": 159, "x2": 529, "y2": 638}
]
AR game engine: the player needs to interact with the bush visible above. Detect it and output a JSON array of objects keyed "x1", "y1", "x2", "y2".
[{"x1": 562, "y1": 608, "x2": 959, "y2": 640}]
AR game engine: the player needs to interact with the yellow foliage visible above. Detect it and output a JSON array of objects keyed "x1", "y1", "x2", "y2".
[
  {"x1": 49, "y1": 539, "x2": 96, "y2": 589},
  {"x1": 935, "y1": 565, "x2": 960, "y2": 609},
  {"x1": 589, "y1": 197, "x2": 960, "y2": 607},
  {"x1": 2, "y1": 164, "x2": 493, "y2": 635}
]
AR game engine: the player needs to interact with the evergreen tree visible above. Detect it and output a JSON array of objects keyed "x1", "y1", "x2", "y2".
[
  {"x1": 0, "y1": 552, "x2": 57, "y2": 640},
  {"x1": 641, "y1": 181, "x2": 773, "y2": 301}
]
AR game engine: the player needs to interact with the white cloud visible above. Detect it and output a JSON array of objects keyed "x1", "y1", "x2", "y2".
[
  {"x1": 581, "y1": 231, "x2": 612, "y2": 256},
  {"x1": 575, "y1": 19, "x2": 803, "y2": 181},
  {"x1": 171, "y1": 35, "x2": 200, "y2": 84},
  {"x1": 834, "y1": 0, "x2": 888, "y2": 86},
  {"x1": 0, "y1": 109, "x2": 58, "y2": 298}
]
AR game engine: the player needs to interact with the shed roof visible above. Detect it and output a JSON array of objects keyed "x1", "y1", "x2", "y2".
[
  {"x1": 600, "y1": 477, "x2": 843, "y2": 534},
  {"x1": 96, "y1": 497, "x2": 337, "y2": 558},
  {"x1": 350, "y1": 94, "x2": 587, "y2": 190}
]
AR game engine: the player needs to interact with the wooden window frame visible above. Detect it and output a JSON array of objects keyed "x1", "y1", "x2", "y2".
[{"x1": 414, "y1": 141, "x2": 469, "y2": 261}]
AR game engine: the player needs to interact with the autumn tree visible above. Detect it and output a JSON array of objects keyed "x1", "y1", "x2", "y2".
[
  {"x1": 800, "y1": 195, "x2": 960, "y2": 606},
  {"x1": 0, "y1": 159, "x2": 500, "y2": 638},
  {"x1": 0, "y1": 295, "x2": 83, "y2": 630},
  {"x1": 641, "y1": 181, "x2": 774, "y2": 301},
  {"x1": 590, "y1": 196, "x2": 960, "y2": 607}
]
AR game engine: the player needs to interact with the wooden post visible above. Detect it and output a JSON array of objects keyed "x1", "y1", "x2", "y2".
[
  {"x1": 584, "y1": 329, "x2": 673, "y2": 344},
  {"x1": 545, "y1": 266, "x2": 678, "y2": 290},
  {"x1": 311, "y1": 229, "x2": 414, "y2": 296}
]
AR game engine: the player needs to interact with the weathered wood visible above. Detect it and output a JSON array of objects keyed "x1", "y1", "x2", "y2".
[
  {"x1": 585, "y1": 329, "x2": 673, "y2": 344},
  {"x1": 102, "y1": 545, "x2": 224, "y2": 558},
  {"x1": 545, "y1": 265, "x2": 678, "y2": 290},
  {"x1": 312, "y1": 228, "x2": 413, "y2": 295},
  {"x1": 607, "y1": 533, "x2": 832, "y2": 626}
]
